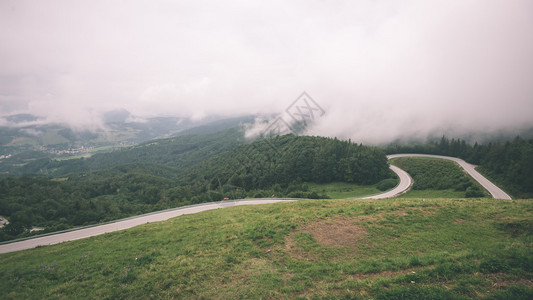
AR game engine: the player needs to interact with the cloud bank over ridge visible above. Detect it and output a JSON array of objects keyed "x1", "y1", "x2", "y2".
[{"x1": 1, "y1": 0, "x2": 532, "y2": 142}]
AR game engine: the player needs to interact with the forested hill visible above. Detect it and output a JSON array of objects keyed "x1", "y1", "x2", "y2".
[
  {"x1": 385, "y1": 136, "x2": 533, "y2": 198},
  {"x1": 0, "y1": 127, "x2": 246, "y2": 177},
  {"x1": 0, "y1": 134, "x2": 392, "y2": 242},
  {"x1": 179, "y1": 135, "x2": 393, "y2": 199}
]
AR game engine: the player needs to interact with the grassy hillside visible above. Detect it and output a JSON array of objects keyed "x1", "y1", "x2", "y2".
[
  {"x1": 390, "y1": 157, "x2": 488, "y2": 198},
  {"x1": 1, "y1": 198, "x2": 531, "y2": 299},
  {"x1": 308, "y1": 182, "x2": 385, "y2": 199}
]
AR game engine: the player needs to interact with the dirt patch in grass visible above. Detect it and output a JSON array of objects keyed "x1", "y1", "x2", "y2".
[
  {"x1": 285, "y1": 217, "x2": 369, "y2": 258},
  {"x1": 306, "y1": 218, "x2": 368, "y2": 248}
]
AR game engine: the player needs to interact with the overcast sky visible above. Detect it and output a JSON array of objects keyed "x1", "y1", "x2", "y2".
[{"x1": 1, "y1": 0, "x2": 532, "y2": 142}]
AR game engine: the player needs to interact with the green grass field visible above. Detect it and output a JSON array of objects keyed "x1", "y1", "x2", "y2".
[
  {"x1": 1, "y1": 198, "x2": 531, "y2": 299},
  {"x1": 308, "y1": 182, "x2": 383, "y2": 199},
  {"x1": 41, "y1": 129, "x2": 70, "y2": 146},
  {"x1": 88, "y1": 145, "x2": 132, "y2": 153},
  {"x1": 398, "y1": 189, "x2": 467, "y2": 198},
  {"x1": 6, "y1": 137, "x2": 40, "y2": 147},
  {"x1": 391, "y1": 157, "x2": 490, "y2": 198}
]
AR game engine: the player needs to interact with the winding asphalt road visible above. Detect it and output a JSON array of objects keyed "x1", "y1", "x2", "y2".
[
  {"x1": 360, "y1": 164, "x2": 413, "y2": 199},
  {"x1": 0, "y1": 154, "x2": 511, "y2": 254},
  {"x1": 387, "y1": 154, "x2": 511, "y2": 200}
]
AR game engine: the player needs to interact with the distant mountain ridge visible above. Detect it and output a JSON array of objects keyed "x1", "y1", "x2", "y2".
[
  {"x1": 0, "y1": 126, "x2": 248, "y2": 177},
  {"x1": 0, "y1": 112, "x2": 256, "y2": 161}
]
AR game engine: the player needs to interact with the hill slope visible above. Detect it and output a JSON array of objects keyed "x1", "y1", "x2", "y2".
[
  {"x1": 0, "y1": 113, "x2": 255, "y2": 155},
  {"x1": 177, "y1": 134, "x2": 393, "y2": 201},
  {"x1": 0, "y1": 115, "x2": 255, "y2": 177},
  {"x1": 0, "y1": 127, "x2": 246, "y2": 177},
  {"x1": 391, "y1": 157, "x2": 487, "y2": 198},
  {"x1": 1, "y1": 198, "x2": 531, "y2": 299},
  {"x1": 0, "y1": 134, "x2": 392, "y2": 241}
]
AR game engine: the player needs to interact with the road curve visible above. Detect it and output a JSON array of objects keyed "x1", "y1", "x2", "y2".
[
  {"x1": 387, "y1": 154, "x2": 512, "y2": 200},
  {"x1": 0, "y1": 154, "x2": 511, "y2": 254},
  {"x1": 360, "y1": 165, "x2": 413, "y2": 199}
]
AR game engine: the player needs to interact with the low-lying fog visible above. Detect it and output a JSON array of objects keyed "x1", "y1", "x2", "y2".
[{"x1": 1, "y1": 0, "x2": 532, "y2": 144}]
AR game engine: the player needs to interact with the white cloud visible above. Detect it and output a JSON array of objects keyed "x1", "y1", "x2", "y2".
[{"x1": 0, "y1": 0, "x2": 532, "y2": 142}]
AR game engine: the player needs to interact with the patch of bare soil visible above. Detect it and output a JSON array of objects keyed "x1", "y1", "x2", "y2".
[
  {"x1": 307, "y1": 218, "x2": 368, "y2": 247},
  {"x1": 285, "y1": 217, "x2": 370, "y2": 259}
]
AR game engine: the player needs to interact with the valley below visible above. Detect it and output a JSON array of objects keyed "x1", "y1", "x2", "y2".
[{"x1": 0, "y1": 123, "x2": 531, "y2": 299}]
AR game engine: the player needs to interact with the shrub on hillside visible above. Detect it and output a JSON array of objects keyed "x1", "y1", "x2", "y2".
[{"x1": 377, "y1": 178, "x2": 398, "y2": 191}]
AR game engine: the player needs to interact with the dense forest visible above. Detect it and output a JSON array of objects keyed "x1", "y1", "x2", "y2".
[
  {"x1": 0, "y1": 172, "x2": 175, "y2": 240},
  {"x1": 386, "y1": 136, "x2": 533, "y2": 198},
  {"x1": 179, "y1": 134, "x2": 393, "y2": 202},
  {"x1": 0, "y1": 134, "x2": 392, "y2": 242}
]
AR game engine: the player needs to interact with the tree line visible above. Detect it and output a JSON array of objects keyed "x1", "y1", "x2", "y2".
[
  {"x1": 178, "y1": 135, "x2": 393, "y2": 202},
  {"x1": 385, "y1": 136, "x2": 533, "y2": 198}
]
